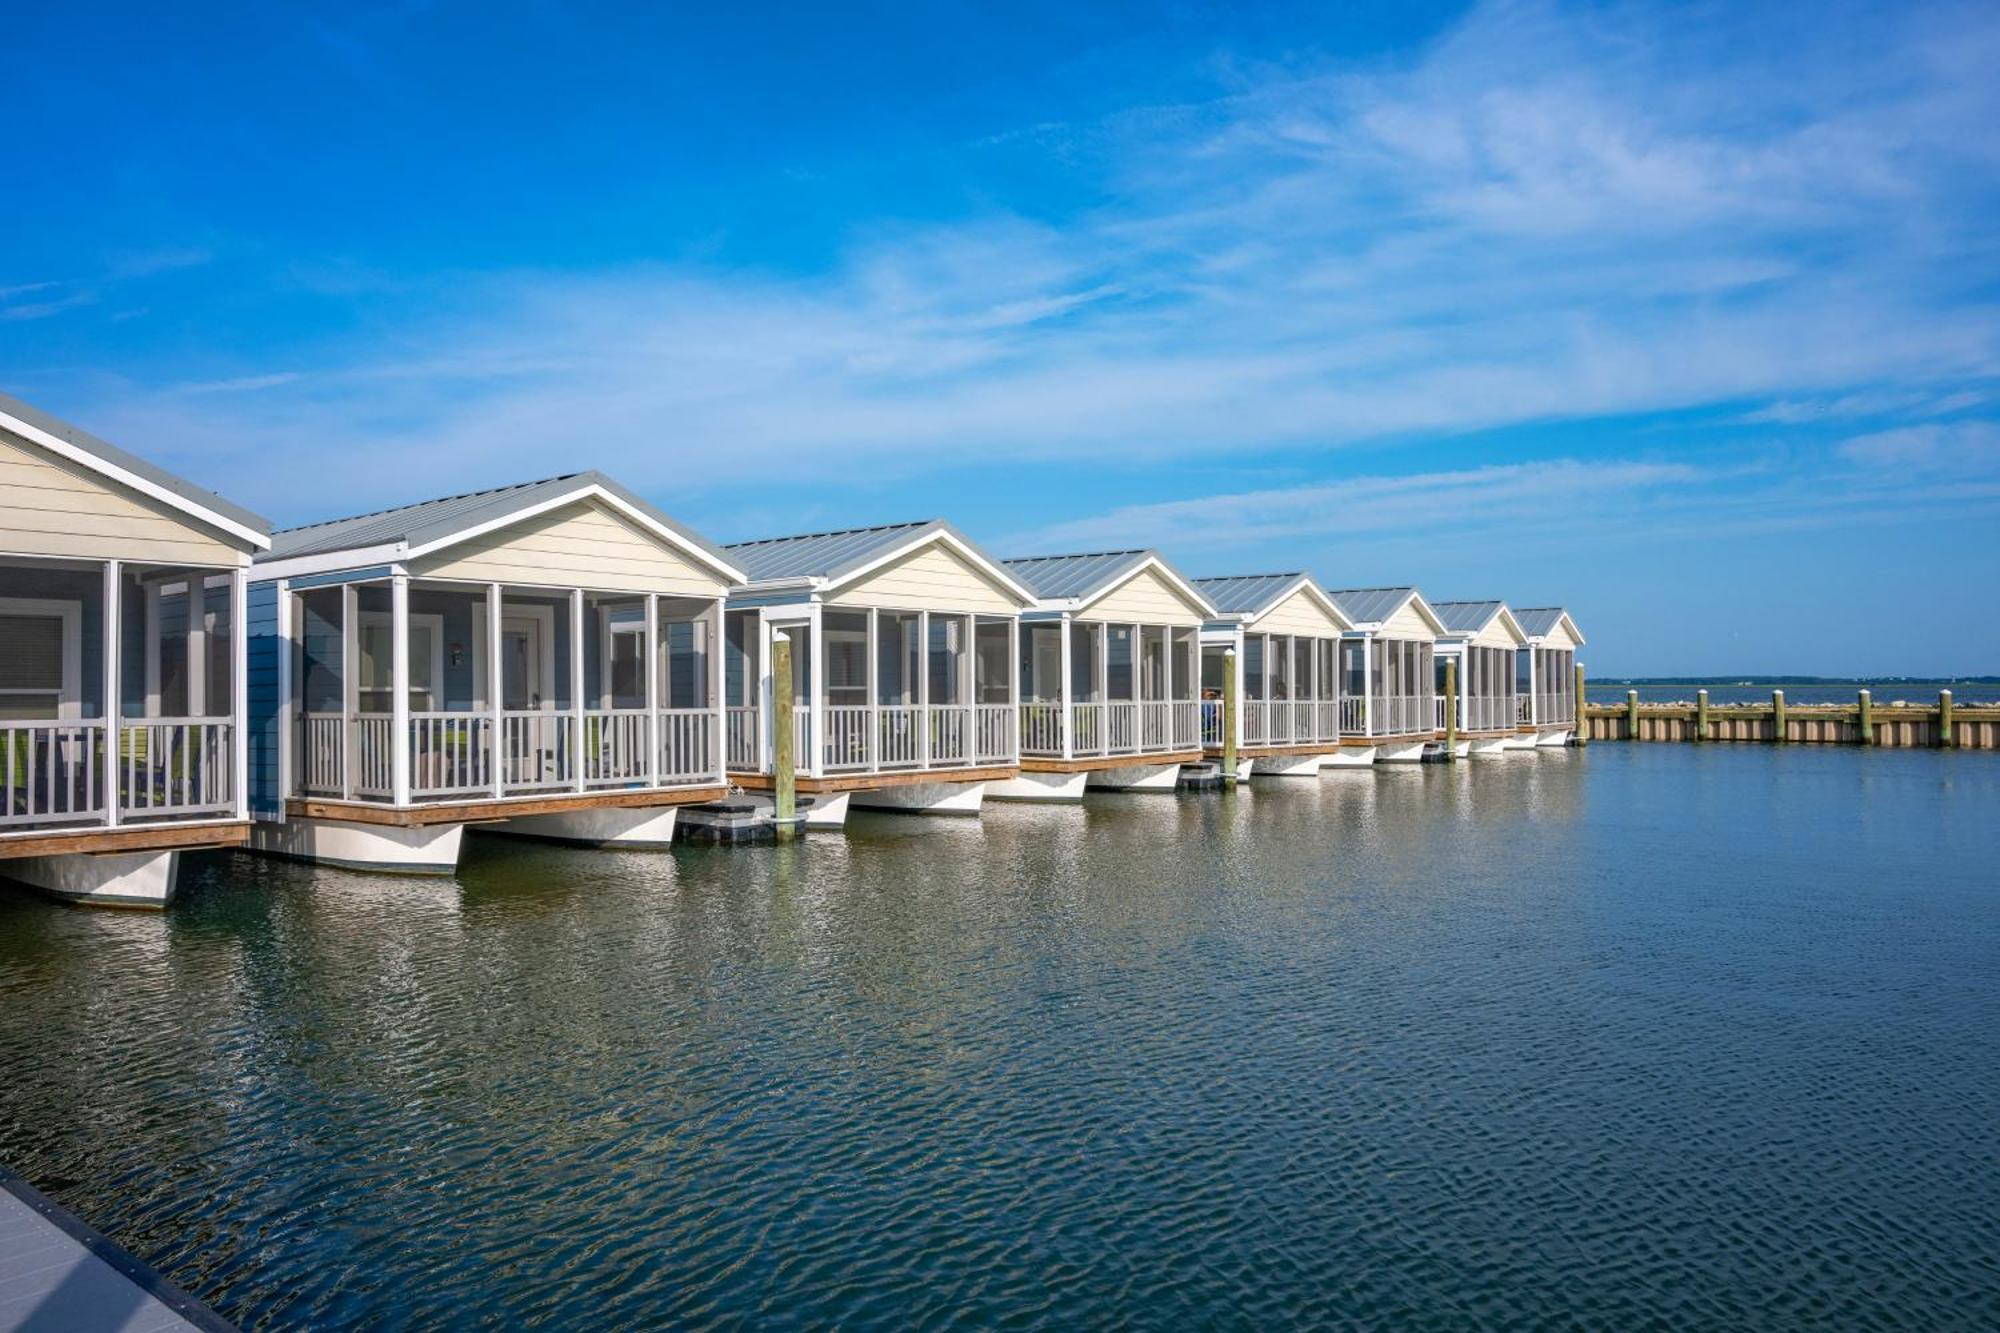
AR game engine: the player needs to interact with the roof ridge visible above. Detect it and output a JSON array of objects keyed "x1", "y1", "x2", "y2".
[
  {"x1": 273, "y1": 472, "x2": 587, "y2": 535},
  {"x1": 1193, "y1": 571, "x2": 1303, "y2": 582},
  {"x1": 724, "y1": 518, "x2": 935, "y2": 549},
  {"x1": 1328, "y1": 584, "x2": 1415, "y2": 593},
  {"x1": 1001, "y1": 549, "x2": 1148, "y2": 563}
]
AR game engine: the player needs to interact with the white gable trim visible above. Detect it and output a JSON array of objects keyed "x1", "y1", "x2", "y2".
[
  {"x1": 403, "y1": 484, "x2": 746, "y2": 584},
  {"x1": 822, "y1": 528, "x2": 1038, "y2": 606},
  {"x1": 1250, "y1": 576, "x2": 1353, "y2": 632},
  {"x1": 1072, "y1": 555, "x2": 1218, "y2": 620},
  {"x1": 0, "y1": 405, "x2": 270, "y2": 550}
]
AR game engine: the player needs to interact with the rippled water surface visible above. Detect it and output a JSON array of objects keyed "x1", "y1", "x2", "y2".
[{"x1": 3, "y1": 745, "x2": 1998, "y2": 1330}]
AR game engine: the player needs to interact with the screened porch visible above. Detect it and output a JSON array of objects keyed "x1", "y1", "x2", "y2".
[
  {"x1": 291, "y1": 576, "x2": 723, "y2": 805},
  {"x1": 1522, "y1": 646, "x2": 1578, "y2": 726},
  {"x1": 1019, "y1": 620, "x2": 1200, "y2": 759},
  {"x1": 1197, "y1": 632, "x2": 1342, "y2": 749},
  {"x1": 2, "y1": 555, "x2": 241, "y2": 836},
  {"x1": 1437, "y1": 645, "x2": 1518, "y2": 732},
  {"x1": 1341, "y1": 637, "x2": 1436, "y2": 738}
]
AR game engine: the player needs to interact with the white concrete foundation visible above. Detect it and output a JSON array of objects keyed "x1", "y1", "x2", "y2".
[
  {"x1": 490, "y1": 806, "x2": 679, "y2": 848},
  {"x1": 0, "y1": 850, "x2": 179, "y2": 908},
  {"x1": 249, "y1": 817, "x2": 466, "y2": 875},
  {"x1": 1535, "y1": 728, "x2": 1574, "y2": 747},
  {"x1": 1087, "y1": 762, "x2": 1182, "y2": 792},
  {"x1": 1251, "y1": 752, "x2": 1324, "y2": 778},
  {"x1": 1377, "y1": 739, "x2": 1430, "y2": 764},
  {"x1": 716, "y1": 791, "x2": 851, "y2": 829},
  {"x1": 1320, "y1": 747, "x2": 1377, "y2": 768},
  {"x1": 849, "y1": 781, "x2": 987, "y2": 817},
  {"x1": 987, "y1": 770, "x2": 1090, "y2": 803},
  {"x1": 1468, "y1": 735, "x2": 1513, "y2": 756},
  {"x1": 1450, "y1": 740, "x2": 1472, "y2": 759},
  {"x1": 1503, "y1": 733, "x2": 1539, "y2": 750}
]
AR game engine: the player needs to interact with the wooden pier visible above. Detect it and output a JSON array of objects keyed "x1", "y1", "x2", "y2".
[{"x1": 1582, "y1": 689, "x2": 2000, "y2": 749}]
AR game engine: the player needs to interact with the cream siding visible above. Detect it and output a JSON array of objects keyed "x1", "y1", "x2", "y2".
[
  {"x1": 827, "y1": 540, "x2": 1023, "y2": 613},
  {"x1": 1471, "y1": 616, "x2": 1525, "y2": 650},
  {"x1": 1080, "y1": 565, "x2": 1207, "y2": 625},
  {"x1": 1253, "y1": 587, "x2": 1345, "y2": 637},
  {"x1": 411, "y1": 499, "x2": 728, "y2": 595},
  {"x1": 0, "y1": 428, "x2": 246, "y2": 566},
  {"x1": 1537, "y1": 619, "x2": 1583, "y2": 651},
  {"x1": 1379, "y1": 599, "x2": 1439, "y2": 642}
]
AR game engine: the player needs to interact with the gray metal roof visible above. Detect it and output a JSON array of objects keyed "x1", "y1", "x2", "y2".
[
  {"x1": 1001, "y1": 550, "x2": 1152, "y2": 601},
  {"x1": 1192, "y1": 573, "x2": 1308, "y2": 616},
  {"x1": 0, "y1": 389, "x2": 271, "y2": 539},
  {"x1": 265, "y1": 470, "x2": 739, "y2": 574},
  {"x1": 1430, "y1": 599, "x2": 1506, "y2": 634},
  {"x1": 1326, "y1": 586, "x2": 1420, "y2": 626},
  {"x1": 725, "y1": 518, "x2": 989, "y2": 585},
  {"x1": 1515, "y1": 606, "x2": 1574, "y2": 639}
]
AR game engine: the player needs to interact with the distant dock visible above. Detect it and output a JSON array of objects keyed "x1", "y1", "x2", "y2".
[
  {"x1": 0, "y1": 1165, "x2": 232, "y2": 1333},
  {"x1": 1582, "y1": 689, "x2": 1999, "y2": 748}
]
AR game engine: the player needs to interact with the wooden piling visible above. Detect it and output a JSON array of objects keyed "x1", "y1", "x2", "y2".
[
  {"x1": 1626, "y1": 689, "x2": 1640, "y2": 740},
  {"x1": 1938, "y1": 689, "x2": 1954, "y2": 749},
  {"x1": 1574, "y1": 664, "x2": 1588, "y2": 748},
  {"x1": 1444, "y1": 658, "x2": 1458, "y2": 757},
  {"x1": 1772, "y1": 689, "x2": 1787, "y2": 743},
  {"x1": 1857, "y1": 689, "x2": 1873, "y2": 745},
  {"x1": 772, "y1": 634, "x2": 797, "y2": 841},
  {"x1": 1222, "y1": 647, "x2": 1239, "y2": 786},
  {"x1": 1695, "y1": 689, "x2": 1709, "y2": 742}
]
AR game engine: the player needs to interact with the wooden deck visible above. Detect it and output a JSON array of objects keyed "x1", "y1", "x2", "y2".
[
  {"x1": 0, "y1": 1166, "x2": 232, "y2": 1332},
  {"x1": 731, "y1": 765, "x2": 1018, "y2": 795},
  {"x1": 287, "y1": 787, "x2": 729, "y2": 827},
  {"x1": 1018, "y1": 751, "x2": 1201, "y2": 774},
  {"x1": 0, "y1": 821, "x2": 249, "y2": 862}
]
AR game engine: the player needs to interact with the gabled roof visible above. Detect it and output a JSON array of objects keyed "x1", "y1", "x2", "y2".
[
  {"x1": 1515, "y1": 606, "x2": 1586, "y2": 645},
  {"x1": 725, "y1": 519, "x2": 1037, "y2": 603},
  {"x1": 1431, "y1": 599, "x2": 1528, "y2": 644},
  {"x1": 0, "y1": 390, "x2": 271, "y2": 549},
  {"x1": 1192, "y1": 572, "x2": 1352, "y2": 630},
  {"x1": 262, "y1": 471, "x2": 743, "y2": 581},
  {"x1": 1002, "y1": 549, "x2": 1216, "y2": 618},
  {"x1": 1326, "y1": 586, "x2": 1448, "y2": 637}
]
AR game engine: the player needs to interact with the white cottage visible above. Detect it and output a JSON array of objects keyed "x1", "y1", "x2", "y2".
[
  {"x1": 1512, "y1": 607, "x2": 1587, "y2": 747},
  {"x1": 992, "y1": 550, "x2": 1214, "y2": 801},
  {"x1": 1326, "y1": 587, "x2": 1450, "y2": 764},
  {"x1": 1191, "y1": 574, "x2": 1354, "y2": 779},
  {"x1": 722, "y1": 521, "x2": 1036, "y2": 825},
  {"x1": 1429, "y1": 600, "x2": 1530, "y2": 758},
  {"x1": 0, "y1": 392, "x2": 270, "y2": 906},
  {"x1": 248, "y1": 472, "x2": 744, "y2": 873}
]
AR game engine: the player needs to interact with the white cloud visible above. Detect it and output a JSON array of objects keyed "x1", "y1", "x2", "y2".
[{"x1": 1837, "y1": 420, "x2": 2000, "y2": 470}]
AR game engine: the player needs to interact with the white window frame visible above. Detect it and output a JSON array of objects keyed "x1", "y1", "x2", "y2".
[
  {"x1": 470, "y1": 601, "x2": 558, "y2": 711},
  {"x1": 359, "y1": 609, "x2": 445, "y2": 712},
  {"x1": 0, "y1": 596, "x2": 83, "y2": 720}
]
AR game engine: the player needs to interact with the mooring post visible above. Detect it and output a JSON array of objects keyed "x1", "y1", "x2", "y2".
[
  {"x1": 1938, "y1": 689, "x2": 1954, "y2": 749},
  {"x1": 772, "y1": 633, "x2": 798, "y2": 841},
  {"x1": 1772, "y1": 688, "x2": 1787, "y2": 743},
  {"x1": 1443, "y1": 658, "x2": 1458, "y2": 759},
  {"x1": 1222, "y1": 647, "x2": 1239, "y2": 787},
  {"x1": 1695, "y1": 688, "x2": 1709, "y2": 742},
  {"x1": 1574, "y1": 663, "x2": 1588, "y2": 748},
  {"x1": 1626, "y1": 689, "x2": 1640, "y2": 740},
  {"x1": 1857, "y1": 688, "x2": 1873, "y2": 746}
]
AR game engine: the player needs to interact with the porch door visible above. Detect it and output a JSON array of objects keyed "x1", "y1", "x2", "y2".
[{"x1": 502, "y1": 614, "x2": 550, "y2": 785}]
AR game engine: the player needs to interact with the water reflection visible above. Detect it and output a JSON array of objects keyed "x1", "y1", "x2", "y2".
[{"x1": 2, "y1": 747, "x2": 1996, "y2": 1330}]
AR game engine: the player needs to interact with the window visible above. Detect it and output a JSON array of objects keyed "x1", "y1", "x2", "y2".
[
  {"x1": 358, "y1": 612, "x2": 443, "y2": 713},
  {"x1": 0, "y1": 607, "x2": 73, "y2": 720}
]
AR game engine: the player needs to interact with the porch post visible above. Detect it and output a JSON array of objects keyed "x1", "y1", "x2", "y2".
[
  {"x1": 187, "y1": 578, "x2": 205, "y2": 718},
  {"x1": 1362, "y1": 639, "x2": 1375, "y2": 737},
  {"x1": 1058, "y1": 615, "x2": 1074, "y2": 761},
  {"x1": 1096, "y1": 621, "x2": 1108, "y2": 749},
  {"x1": 487, "y1": 583, "x2": 503, "y2": 799},
  {"x1": 232, "y1": 567, "x2": 249, "y2": 819},
  {"x1": 644, "y1": 593, "x2": 660, "y2": 788},
  {"x1": 917, "y1": 610, "x2": 931, "y2": 769},
  {"x1": 571, "y1": 588, "x2": 586, "y2": 792},
  {"x1": 1443, "y1": 657, "x2": 1458, "y2": 758},
  {"x1": 807, "y1": 604, "x2": 826, "y2": 778},
  {"x1": 341, "y1": 583, "x2": 357, "y2": 800},
  {"x1": 706, "y1": 597, "x2": 725, "y2": 783},
  {"x1": 1007, "y1": 614, "x2": 1019, "y2": 762},
  {"x1": 866, "y1": 607, "x2": 879, "y2": 770},
  {"x1": 390, "y1": 574, "x2": 411, "y2": 806},
  {"x1": 102, "y1": 561, "x2": 121, "y2": 829}
]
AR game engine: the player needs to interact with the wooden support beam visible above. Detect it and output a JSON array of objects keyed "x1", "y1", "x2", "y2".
[
  {"x1": 772, "y1": 633, "x2": 797, "y2": 841},
  {"x1": 1573, "y1": 663, "x2": 1587, "y2": 747},
  {"x1": 1443, "y1": 658, "x2": 1458, "y2": 758},
  {"x1": 1857, "y1": 689, "x2": 1873, "y2": 745},
  {"x1": 1938, "y1": 689, "x2": 1954, "y2": 749},
  {"x1": 1627, "y1": 689, "x2": 1640, "y2": 740},
  {"x1": 1772, "y1": 688, "x2": 1787, "y2": 743},
  {"x1": 1222, "y1": 646, "x2": 1238, "y2": 785},
  {"x1": 1695, "y1": 688, "x2": 1709, "y2": 743}
]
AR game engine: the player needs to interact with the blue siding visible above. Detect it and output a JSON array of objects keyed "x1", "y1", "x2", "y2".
[{"x1": 246, "y1": 581, "x2": 283, "y2": 818}]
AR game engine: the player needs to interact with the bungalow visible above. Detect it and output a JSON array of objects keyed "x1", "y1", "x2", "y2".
[
  {"x1": 0, "y1": 392, "x2": 270, "y2": 907},
  {"x1": 1513, "y1": 607, "x2": 1586, "y2": 747},
  {"x1": 722, "y1": 521, "x2": 1034, "y2": 825},
  {"x1": 1429, "y1": 601, "x2": 1530, "y2": 758},
  {"x1": 1190, "y1": 573, "x2": 1353, "y2": 779},
  {"x1": 991, "y1": 550, "x2": 1214, "y2": 801},
  {"x1": 248, "y1": 472, "x2": 744, "y2": 873},
  {"x1": 1326, "y1": 587, "x2": 1450, "y2": 764}
]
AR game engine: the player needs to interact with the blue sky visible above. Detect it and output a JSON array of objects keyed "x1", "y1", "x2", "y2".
[{"x1": 6, "y1": 0, "x2": 1998, "y2": 675}]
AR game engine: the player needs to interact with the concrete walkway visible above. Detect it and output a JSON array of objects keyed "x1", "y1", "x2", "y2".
[{"x1": 0, "y1": 1167, "x2": 232, "y2": 1333}]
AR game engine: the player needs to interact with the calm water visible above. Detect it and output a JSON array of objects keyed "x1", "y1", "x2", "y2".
[
  {"x1": 1588, "y1": 682, "x2": 1998, "y2": 706},
  {"x1": 3, "y1": 746, "x2": 1998, "y2": 1331}
]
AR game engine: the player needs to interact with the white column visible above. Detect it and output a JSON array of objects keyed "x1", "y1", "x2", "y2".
[
  {"x1": 187, "y1": 579, "x2": 206, "y2": 718},
  {"x1": 231, "y1": 567, "x2": 248, "y2": 820},
  {"x1": 1058, "y1": 614, "x2": 1074, "y2": 761},
  {"x1": 1361, "y1": 638, "x2": 1375, "y2": 737},
  {"x1": 916, "y1": 609, "x2": 930, "y2": 769},
  {"x1": 807, "y1": 604, "x2": 826, "y2": 778},
  {"x1": 1006, "y1": 614, "x2": 1019, "y2": 762},
  {"x1": 644, "y1": 593, "x2": 660, "y2": 788},
  {"x1": 706, "y1": 597, "x2": 725, "y2": 783},
  {"x1": 755, "y1": 612, "x2": 772, "y2": 773},
  {"x1": 390, "y1": 574, "x2": 411, "y2": 806},
  {"x1": 865, "y1": 607, "x2": 879, "y2": 770},
  {"x1": 279, "y1": 585, "x2": 296, "y2": 800},
  {"x1": 571, "y1": 588, "x2": 586, "y2": 792},
  {"x1": 488, "y1": 583, "x2": 503, "y2": 798},
  {"x1": 341, "y1": 582, "x2": 357, "y2": 800},
  {"x1": 102, "y1": 561, "x2": 121, "y2": 828}
]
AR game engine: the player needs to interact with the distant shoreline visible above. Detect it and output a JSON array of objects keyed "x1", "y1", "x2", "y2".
[{"x1": 1594, "y1": 676, "x2": 1998, "y2": 687}]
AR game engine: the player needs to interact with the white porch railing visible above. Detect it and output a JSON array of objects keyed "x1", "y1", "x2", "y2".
[
  {"x1": 2, "y1": 719, "x2": 235, "y2": 832},
  {"x1": 1370, "y1": 694, "x2": 1432, "y2": 735},
  {"x1": 726, "y1": 707, "x2": 758, "y2": 771},
  {"x1": 818, "y1": 703, "x2": 1018, "y2": 773},
  {"x1": 659, "y1": 709, "x2": 717, "y2": 782},
  {"x1": 582, "y1": 710, "x2": 650, "y2": 788},
  {"x1": 1339, "y1": 697, "x2": 1366, "y2": 735},
  {"x1": 1536, "y1": 691, "x2": 1574, "y2": 724},
  {"x1": 1021, "y1": 701, "x2": 1202, "y2": 758},
  {"x1": 1201, "y1": 700, "x2": 1222, "y2": 747},
  {"x1": 1457, "y1": 696, "x2": 1514, "y2": 732},
  {"x1": 410, "y1": 713, "x2": 493, "y2": 797},
  {"x1": 976, "y1": 704, "x2": 1016, "y2": 765},
  {"x1": 1518, "y1": 695, "x2": 1535, "y2": 725}
]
